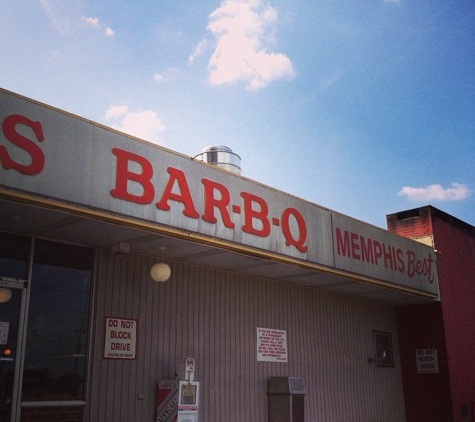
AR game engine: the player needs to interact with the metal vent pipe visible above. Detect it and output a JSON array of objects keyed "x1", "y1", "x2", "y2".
[{"x1": 194, "y1": 145, "x2": 242, "y2": 174}]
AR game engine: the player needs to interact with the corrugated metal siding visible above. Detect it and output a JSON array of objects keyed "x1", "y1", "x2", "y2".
[{"x1": 87, "y1": 249, "x2": 406, "y2": 422}]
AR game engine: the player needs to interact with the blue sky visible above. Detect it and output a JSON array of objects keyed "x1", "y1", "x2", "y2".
[{"x1": 2, "y1": 0, "x2": 474, "y2": 228}]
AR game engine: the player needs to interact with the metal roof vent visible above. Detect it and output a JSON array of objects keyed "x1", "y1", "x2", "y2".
[{"x1": 194, "y1": 145, "x2": 241, "y2": 174}]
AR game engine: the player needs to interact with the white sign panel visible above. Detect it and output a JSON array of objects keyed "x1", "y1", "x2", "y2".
[
  {"x1": 416, "y1": 348, "x2": 439, "y2": 373},
  {"x1": 0, "y1": 88, "x2": 439, "y2": 296},
  {"x1": 332, "y1": 212, "x2": 439, "y2": 295},
  {"x1": 257, "y1": 327, "x2": 288, "y2": 362},
  {"x1": 103, "y1": 317, "x2": 138, "y2": 359}
]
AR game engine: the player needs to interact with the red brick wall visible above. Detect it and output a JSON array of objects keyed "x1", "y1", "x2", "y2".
[
  {"x1": 386, "y1": 207, "x2": 433, "y2": 238},
  {"x1": 395, "y1": 303, "x2": 453, "y2": 422},
  {"x1": 20, "y1": 405, "x2": 84, "y2": 422},
  {"x1": 431, "y1": 215, "x2": 475, "y2": 422},
  {"x1": 388, "y1": 206, "x2": 475, "y2": 422}
]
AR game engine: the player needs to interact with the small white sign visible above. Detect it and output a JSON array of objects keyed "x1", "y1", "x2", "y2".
[
  {"x1": 103, "y1": 317, "x2": 137, "y2": 359},
  {"x1": 416, "y1": 348, "x2": 439, "y2": 374},
  {"x1": 257, "y1": 327, "x2": 288, "y2": 362}
]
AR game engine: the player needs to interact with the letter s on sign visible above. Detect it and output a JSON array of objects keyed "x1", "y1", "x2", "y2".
[{"x1": 1, "y1": 114, "x2": 45, "y2": 175}]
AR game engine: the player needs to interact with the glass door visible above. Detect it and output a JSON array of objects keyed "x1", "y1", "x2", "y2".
[{"x1": 0, "y1": 285, "x2": 23, "y2": 422}]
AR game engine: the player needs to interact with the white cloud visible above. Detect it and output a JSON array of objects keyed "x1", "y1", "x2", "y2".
[
  {"x1": 188, "y1": 39, "x2": 209, "y2": 64},
  {"x1": 153, "y1": 68, "x2": 180, "y2": 83},
  {"x1": 84, "y1": 17, "x2": 99, "y2": 27},
  {"x1": 105, "y1": 104, "x2": 129, "y2": 119},
  {"x1": 105, "y1": 106, "x2": 166, "y2": 145},
  {"x1": 40, "y1": 3, "x2": 115, "y2": 36},
  {"x1": 105, "y1": 27, "x2": 115, "y2": 37},
  {"x1": 203, "y1": 0, "x2": 295, "y2": 91},
  {"x1": 398, "y1": 183, "x2": 472, "y2": 202},
  {"x1": 82, "y1": 16, "x2": 115, "y2": 37},
  {"x1": 318, "y1": 71, "x2": 344, "y2": 94},
  {"x1": 153, "y1": 74, "x2": 167, "y2": 83},
  {"x1": 39, "y1": 0, "x2": 69, "y2": 33}
]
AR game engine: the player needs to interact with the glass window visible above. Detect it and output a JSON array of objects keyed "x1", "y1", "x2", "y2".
[
  {"x1": 0, "y1": 289, "x2": 22, "y2": 421},
  {"x1": 374, "y1": 330, "x2": 394, "y2": 368},
  {"x1": 0, "y1": 232, "x2": 29, "y2": 280},
  {"x1": 22, "y1": 239, "x2": 93, "y2": 401}
]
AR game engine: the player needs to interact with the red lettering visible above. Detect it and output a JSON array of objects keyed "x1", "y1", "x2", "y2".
[
  {"x1": 360, "y1": 236, "x2": 374, "y2": 264},
  {"x1": 110, "y1": 342, "x2": 131, "y2": 351},
  {"x1": 407, "y1": 251, "x2": 435, "y2": 283},
  {"x1": 201, "y1": 178, "x2": 235, "y2": 228},
  {"x1": 156, "y1": 167, "x2": 199, "y2": 218},
  {"x1": 110, "y1": 148, "x2": 155, "y2": 204},
  {"x1": 240, "y1": 192, "x2": 270, "y2": 237},
  {"x1": 383, "y1": 244, "x2": 393, "y2": 269},
  {"x1": 407, "y1": 251, "x2": 416, "y2": 277},
  {"x1": 336, "y1": 228, "x2": 350, "y2": 256},
  {"x1": 396, "y1": 248, "x2": 405, "y2": 273},
  {"x1": 351, "y1": 232, "x2": 360, "y2": 260},
  {"x1": 336, "y1": 229, "x2": 408, "y2": 276},
  {"x1": 373, "y1": 240, "x2": 382, "y2": 265},
  {"x1": 0, "y1": 114, "x2": 45, "y2": 175},
  {"x1": 425, "y1": 254, "x2": 435, "y2": 283},
  {"x1": 111, "y1": 331, "x2": 132, "y2": 339},
  {"x1": 281, "y1": 208, "x2": 308, "y2": 252}
]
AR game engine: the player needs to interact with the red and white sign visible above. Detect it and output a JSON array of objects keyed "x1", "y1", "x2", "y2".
[
  {"x1": 416, "y1": 348, "x2": 439, "y2": 374},
  {"x1": 332, "y1": 213, "x2": 438, "y2": 294},
  {"x1": 257, "y1": 327, "x2": 288, "y2": 362},
  {"x1": 0, "y1": 88, "x2": 439, "y2": 296},
  {"x1": 103, "y1": 317, "x2": 137, "y2": 360}
]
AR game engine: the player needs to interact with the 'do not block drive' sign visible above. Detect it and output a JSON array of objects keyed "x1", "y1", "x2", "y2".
[
  {"x1": 103, "y1": 316, "x2": 138, "y2": 360},
  {"x1": 416, "y1": 348, "x2": 439, "y2": 374}
]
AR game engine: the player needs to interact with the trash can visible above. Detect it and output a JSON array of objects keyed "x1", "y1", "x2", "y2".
[{"x1": 268, "y1": 377, "x2": 306, "y2": 422}]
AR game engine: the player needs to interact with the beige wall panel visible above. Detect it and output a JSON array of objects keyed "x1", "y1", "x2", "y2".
[{"x1": 88, "y1": 250, "x2": 405, "y2": 422}]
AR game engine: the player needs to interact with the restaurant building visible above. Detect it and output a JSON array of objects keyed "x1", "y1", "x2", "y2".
[{"x1": 0, "y1": 87, "x2": 465, "y2": 422}]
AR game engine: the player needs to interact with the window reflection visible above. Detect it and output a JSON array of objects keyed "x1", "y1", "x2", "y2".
[
  {"x1": 22, "y1": 240, "x2": 93, "y2": 401},
  {"x1": 0, "y1": 289, "x2": 22, "y2": 421},
  {"x1": 0, "y1": 232, "x2": 29, "y2": 280}
]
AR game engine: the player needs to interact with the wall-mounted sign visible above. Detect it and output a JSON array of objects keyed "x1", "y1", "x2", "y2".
[
  {"x1": 257, "y1": 327, "x2": 288, "y2": 362},
  {"x1": 333, "y1": 213, "x2": 438, "y2": 295},
  {"x1": 416, "y1": 348, "x2": 439, "y2": 373},
  {"x1": 0, "y1": 88, "x2": 439, "y2": 297},
  {"x1": 103, "y1": 316, "x2": 138, "y2": 360}
]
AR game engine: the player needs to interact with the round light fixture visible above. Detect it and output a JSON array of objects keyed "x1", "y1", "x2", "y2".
[
  {"x1": 0, "y1": 288, "x2": 12, "y2": 303},
  {"x1": 150, "y1": 263, "x2": 171, "y2": 282}
]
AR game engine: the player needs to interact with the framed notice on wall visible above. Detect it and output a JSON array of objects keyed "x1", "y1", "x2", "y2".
[
  {"x1": 416, "y1": 348, "x2": 439, "y2": 374},
  {"x1": 256, "y1": 327, "x2": 288, "y2": 362},
  {"x1": 103, "y1": 316, "x2": 138, "y2": 360}
]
